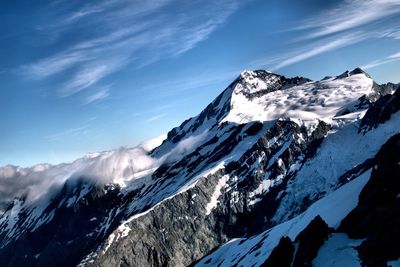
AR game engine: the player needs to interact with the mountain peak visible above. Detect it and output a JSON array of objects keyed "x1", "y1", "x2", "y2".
[
  {"x1": 239, "y1": 69, "x2": 272, "y2": 78},
  {"x1": 234, "y1": 70, "x2": 283, "y2": 96},
  {"x1": 221, "y1": 68, "x2": 373, "y2": 124},
  {"x1": 350, "y1": 67, "x2": 369, "y2": 76},
  {"x1": 154, "y1": 68, "x2": 374, "y2": 153},
  {"x1": 336, "y1": 67, "x2": 371, "y2": 79}
]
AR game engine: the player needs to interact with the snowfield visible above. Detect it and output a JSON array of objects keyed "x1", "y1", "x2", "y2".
[{"x1": 222, "y1": 71, "x2": 373, "y2": 125}]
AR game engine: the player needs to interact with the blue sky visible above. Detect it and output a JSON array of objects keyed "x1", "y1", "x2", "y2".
[{"x1": 1, "y1": 0, "x2": 400, "y2": 167}]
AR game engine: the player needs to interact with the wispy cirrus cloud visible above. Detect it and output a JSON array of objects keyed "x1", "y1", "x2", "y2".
[
  {"x1": 299, "y1": 0, "x2": 400, "y2": 39},
  {"x1": 61, "y1": 6, "x2": 104, "y2": 25},
  {"x1": 21, "y1": 52, "x2": 89, "y2": 79},
  {"x1": 83, "y1": 87, "x2": 110, "y2": 105},
  {"x1": 248, "y1": 32, "x2": 368, "y2": 71},
  {"x1": 389, "y1": 52, "x2": 400, "y2": 59},
  {"x1": 361, "y1": 51, "x2": 400, "y2": 69},
  {"x1": 58, "y1": 62, "x2": 120, "y2": 97},
  {"x1": 44, "y1": 125, "x2": 90, "y2": 141},
  {"x1": 251, "y1": 0, "x2": 400, "y2": 71},
  {"x1": 273, "y1": 33, "x2": 368, "y2": 70},
  {"x1": 135, "y1": 68, "x2": 239, "y2": 99},
  {"x1": 44, "y1": 117, "x2": 97, "y2": 141},
  {"x1": 146, "y1": 113, "x2": 167, "y2": 123},
  {"x1": 286, "y1": 0, "x2": 400, "y2": 72},
  {"x1": 20, "y1": 0, "x2": 246, "y2": 98}
]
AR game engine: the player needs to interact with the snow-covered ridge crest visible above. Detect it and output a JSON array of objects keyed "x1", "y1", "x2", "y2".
[
  {"x1": 236, "y1": 70, "x2": 276, "y2": 94},
  {"x1": 222, "y1": 68, "x2": 374, "y2": 125},
  {"x1": 150, "y1": 68, "x2": 373, "y2": 162},
  {"x1": 151, "y1": 69, "x2": 312, "y2": 156}
]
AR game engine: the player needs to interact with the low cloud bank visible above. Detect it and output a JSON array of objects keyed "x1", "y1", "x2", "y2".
[{"x1": 0, "y1": 131, "x2": 207, "y2": 213}]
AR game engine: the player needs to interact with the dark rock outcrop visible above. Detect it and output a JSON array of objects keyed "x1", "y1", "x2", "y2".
[
  {"x1": 360, "y1": 87, "x2": 400, "y2": 132},
  {"x1": 261, "y1": 215, "x2": 331, "y2": 267},
  {"x1": 336, "y1": 67, "x2": 370, "y2": 79},
  {"x1": 86, "y1": 170, "x2": 229, "y2": 267},
  {"x1": 261, "y1": 236, "x2": 294, "y2": 267},
  {"x1": 292, "y1": 215, "x2": 331, "y2": 267}
]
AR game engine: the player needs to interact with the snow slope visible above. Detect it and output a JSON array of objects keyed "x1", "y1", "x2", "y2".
[{"x1": 196, "y1": 170, "x2": 371, "y2": 267}]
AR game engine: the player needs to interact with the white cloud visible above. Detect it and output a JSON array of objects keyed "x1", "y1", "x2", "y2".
[
  {"x1": 63, "y1": 6, "x2": 104, "y2": 24},
  {"x1": 0, "y1": 145, "x2": 160, "y2": 208},
  {"x1": 361, "y1": 51, "x2": 400, "y2": 69},
  {"x1": 59, "y1": 62, "x2": 119, "y2": 97},
  {"x1": 44, "y1": 125, "x2": 90, "y2": 141},
  {"x1": 136, "y1": 68, "x2": 239, "y2": 98},
  {"x1": 271, "y1": 33, "x2": 367, "y2": 70},
  {"x1": 146, "y1": 113, "x2": 167, "y2": 122},
  {"x1": 299, "y1": 0, "x2": 400, "y2": 38},
  {"x1": 384, "y1": 29, "x2": 400, "y2": 39},
  {"x1": 83, "y1": 87, "x2": 110, "y2": 105},
  {"x1": 21, "y1": 0, "x2": 245, "y2": 98},
  {"x1": 21, "y1": 52, "x2": 89, "y2": 79},
  {"x1": 249, "y1": 0, "x2": 400, "y2": 71},
  {"x1": 0, "y1": 125, "x2": 208, "y2": 213},
  {"x1": 0, "y1": 130, "x2": 183, "y2": 211},
  {"x1": 388, "y1": 52, "x2": 400, "y2": 59},
  {"x1": 161, "y1": 130, "x2": 209, "y2": 163},
  {"x1": 138, "y1": 133, "x2": 168, "y2": 152}
]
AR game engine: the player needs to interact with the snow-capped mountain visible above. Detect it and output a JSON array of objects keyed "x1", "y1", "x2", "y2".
[{"x1": 0, "y1": 68, "x2": 399, "y2": 267}]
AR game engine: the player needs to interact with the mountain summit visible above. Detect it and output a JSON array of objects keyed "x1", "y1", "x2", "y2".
[{"x1": 0, "y1": 68, "x2": 399, "y2": 267}]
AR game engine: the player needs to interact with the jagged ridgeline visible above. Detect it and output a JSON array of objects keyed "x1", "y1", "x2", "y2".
[{"x1": 0, "y1": 69, "x2": 399, "y2": 267}]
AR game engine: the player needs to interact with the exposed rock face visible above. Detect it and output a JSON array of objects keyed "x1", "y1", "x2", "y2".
[
  {"x1": 0, "y1": 68, "x2": 399, "y2": 267},
  {"x1": 261, "y1": 236, "x2": 294, "y2": 267},
  {"x1": 261, "y1": 215, "x2": 331, "y2": 267},
  {"x1": 88, "y1": 171, "x2": 227, "y2": 267},
  {"x1": 88, "y1": 118, "x2": 332, "y2": 267},
  {"x1": 360, "y1": 87, "x2": 400, "y2": 132},
  {"x1": 292, "y1": 215, "x2": 331, "y2": 267}
]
